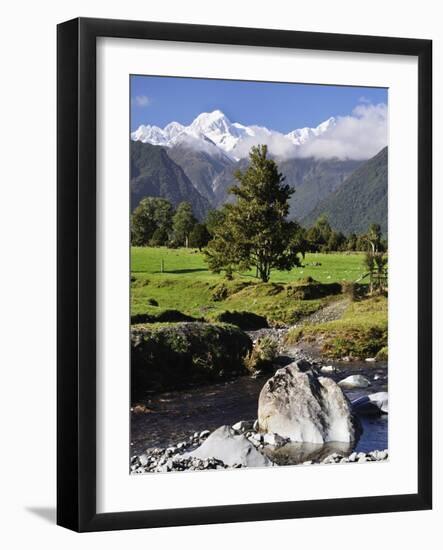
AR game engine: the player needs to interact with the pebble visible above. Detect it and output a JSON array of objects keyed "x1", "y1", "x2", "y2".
[{"x1": 130, "y1": 422, "x2": 389, "y2": 473}]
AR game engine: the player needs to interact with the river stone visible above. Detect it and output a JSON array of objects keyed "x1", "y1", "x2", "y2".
[
  {"x1": 257, "y1": 363, "x2": 357, "y2": 444},
  {"x1": 262, "y1": 432, "x2": 287, "y2": 447},
  {"x1": 351, "y1": 392, "x2": 388, "y2": 415},
  {"x1": 186, "y1": 426, "x2": 272, "y2": 467},
  {"x1": 320, "y1": 365, "x2": 335, "y2": 373},
  {"x1": 232, "y1": 420, "x2": 254, "y2": 432},
  {"x1": 338, "y1": 374, "x2": 371, "y2": 389}
]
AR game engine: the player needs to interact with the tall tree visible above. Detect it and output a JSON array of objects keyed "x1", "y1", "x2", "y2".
[
  {"x1": 131, "y1": 197, "x2": 174, "y2": 246},
  {"x1": 189, "y1": 223, "x2": 211, "y2": 251},
  {"x1": 172, "y1": 201, "x2": 196, "y2": 247},
  {"x1": 205, "y1": 145, "x2": 302, "y2": 282},
  {"x1": 205, "y1": 209, "x2": 226, "y2": 236}
]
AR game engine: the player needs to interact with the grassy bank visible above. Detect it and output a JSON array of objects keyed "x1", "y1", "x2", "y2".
[
  {"x1": 131, "y1": 322, "x2": 252, "y2": 397},
  {"x1": 131, "y1": 247, "x2": 368, "y2": 325},
  {"x1": 285, "y1": 295, "x2": 388, "y2": 359}
]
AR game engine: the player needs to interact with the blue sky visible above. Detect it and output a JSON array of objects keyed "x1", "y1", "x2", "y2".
[{"x1": 130, "y1": 75, "x2": 387, "y2": 133}]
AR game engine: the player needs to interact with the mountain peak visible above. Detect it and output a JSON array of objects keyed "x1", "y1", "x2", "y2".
[{"x1": 130, "y1": 111, "x2": 374, "y2": 161}]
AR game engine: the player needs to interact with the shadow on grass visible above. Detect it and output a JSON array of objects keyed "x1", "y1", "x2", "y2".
[{"x1": 157, "y1": 268, "x2": 209, "y2": 274}]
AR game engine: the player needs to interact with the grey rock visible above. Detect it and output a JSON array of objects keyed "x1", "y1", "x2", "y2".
[
  {"x1": 338, "y1": 375, "x2": 371, "y2": 389},
  {"x1": 185, "y1": 425, "x2": 272, "y2": 467},
  {"x1": 258, "y1": 364, "x2": 357, "y2": 444},
  {"x1": 232, "y1": 420, "x2": 254, "y2": 432}
]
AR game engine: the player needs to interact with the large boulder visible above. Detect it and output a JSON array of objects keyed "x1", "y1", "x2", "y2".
[
  {"x1": 186, "y1": 426, "x2": 272, "y2": 467},
  {"x1": 352, "y1": 391, "x2": 388, "y2": 415},
  {"x1": 257, "y1": 361, "x2": 358, "y2": 444}
]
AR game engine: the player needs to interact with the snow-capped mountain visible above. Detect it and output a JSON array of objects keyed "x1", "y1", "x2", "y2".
[
  {"x1": 131, "y1": 110, "x2": 335, "y2": 160},
  {"x1": 286, "y1": 117, "x2": 336, "y2": 146}
]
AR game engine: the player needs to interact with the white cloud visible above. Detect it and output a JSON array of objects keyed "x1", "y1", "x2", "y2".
[
  {"x1": 296, "y1": 103, "x2": 387, "y2": 160},
  {"x1": 132, "y1": 95, "x2": 151, "y2": 107},
  {"x1": 232, "y1": 126, "x2": 297, "y2": 159}
]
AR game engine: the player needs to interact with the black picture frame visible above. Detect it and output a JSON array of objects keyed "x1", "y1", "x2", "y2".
[{"x1": 57, "y1": 17, "x2": 432, "y2": 532}]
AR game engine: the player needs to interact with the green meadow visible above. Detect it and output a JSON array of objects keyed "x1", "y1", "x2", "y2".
[{"x1": 131, "y1": 247, "x2": 371, "y2": 325}]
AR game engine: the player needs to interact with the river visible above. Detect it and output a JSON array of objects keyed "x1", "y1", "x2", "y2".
[{"x1": 131, "y1": 359, "x2": 388, "y2": 462}]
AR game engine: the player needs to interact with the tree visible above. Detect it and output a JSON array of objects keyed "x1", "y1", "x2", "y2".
[
  {"x1": 205, "y1": 145, "x2": 302, "y2": 282},
  {"x1": 290, "y1": 224, "x2": 309, "y2": 259},
  {"x1": 316, "y1": 215, "x2": 332, "y2": 243},
  {"x1": 172, "y1": 202, "x2": 196, "y2": 247},
  {"x1": 131, "y1": 197, "x2": 174, "y2": 246},
  {"x1": 306, "y1": 225, "x2": 322, "y2": 252},
  {"x1": 305, "y1": 215, "x2": 333, "y2": 252},
  {"x1": 366, "y1": 223, "x2": 382, "y2": 253},
  {"x1": 327, "y1": 230, "x2": 346, "y2": 252},
  {"x1": 364, "y1": 250, "x2": 387, "y2": 294},
  {"x1": 347, "y1": 233, "x2": 357, "y2": 251},
  {"x1": 150, "y1": 226, "x2": 169, "y2": 247},
  {"x1": 205, "y1": 209, "x2": 226, "y2": 236},
  {"x1": 189, "y1": 223, "x2": 211, "y2": 251}
]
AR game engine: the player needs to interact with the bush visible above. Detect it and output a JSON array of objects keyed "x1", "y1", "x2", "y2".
[
  {"x1": 244, "y1": 335, "x2": 279, "y2": 373},
  {"x1": 375, "y1": 346, "x2": 388, "y2": 361},
  {"x1": 341, "y1": 281, "x2": 366, "y2": 301},
  {"x1": 211, "y1": 310, "x2": 268, "y2": 330},
  {"x1": 131, "y1": 322, "x2": 252, "y2": 397}
]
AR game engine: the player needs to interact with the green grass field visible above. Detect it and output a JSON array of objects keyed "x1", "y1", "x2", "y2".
[
  {"x1": 130, "y1": 247, "x2": 370, "y2": 323},
  {"x1": 131, "y1": 247, "x2": 367, "y2": 283}
]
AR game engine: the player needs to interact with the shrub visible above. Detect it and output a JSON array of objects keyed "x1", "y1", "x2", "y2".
[
  {"x1": 131, "y1": 309, "x2": 197, "y2": 324},
  {"x1": 211, "y1": 310, "x2": 268, "y2": 330},
  {"x1": 341, "y1": 281, "x2": 366, "y2": 301},
  {"x1": 244, "y1": 335, "x2": 279, "y2": 373},
  {"x1": 131, "y1": 322, "x2": 252, "y2": 397},
  {"x1": 375, "y1": 346, "x2": 388, "y2": 361}
]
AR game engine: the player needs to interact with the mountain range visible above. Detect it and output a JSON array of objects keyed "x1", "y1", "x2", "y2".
[
  {"x1": 131, "y1": 109, "x2": 337, "y2": 161},
  {"x1": 130, "y1": 110, "x2": 387, "y2": 233},
  {"x1": 302, "y1": 147, "x2": 388, "y2": 234}
]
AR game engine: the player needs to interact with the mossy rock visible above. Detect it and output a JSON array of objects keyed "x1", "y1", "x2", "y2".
[
  {"x1": 375, "y1": 346, "x2": 388, "y2": 361},
  {"x1": 131, "y1": 322, "x2": 252, "y2": 397}
]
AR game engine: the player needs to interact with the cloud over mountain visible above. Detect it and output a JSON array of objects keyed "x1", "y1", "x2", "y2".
[
  {"x1": 296, "y1": 103, "x2": 387, "y2": 160},
  {"x1": 131, "y1": 104, "x2": 387, "y2": 161}
]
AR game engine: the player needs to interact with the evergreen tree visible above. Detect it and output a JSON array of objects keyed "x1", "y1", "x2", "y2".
[
  {"x1": 205, "y1": 145, "x2": 302, "y2": 282},
  {"x1": 189, "y1": 223, "x2": 211, "y2": 251},
  {"x1": 327, "y1": 230, "x2": 346, "y2": 252},
  {"x1": 205, "y1": 209, "x2": 226, "y2": 236},
  {"x1": 172, "y1": 202, "x2": 196, "y2": 247},
  {"x1": 347, "y1": 233, "x2": 357, "y2": 251},
  {"x1": 131, "y1": 197, "x2": 174, "y2": 246}
]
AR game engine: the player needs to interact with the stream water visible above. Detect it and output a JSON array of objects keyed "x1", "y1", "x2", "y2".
[{"x1": 131, "y1": 359, "x2": 388, "y2": 462}]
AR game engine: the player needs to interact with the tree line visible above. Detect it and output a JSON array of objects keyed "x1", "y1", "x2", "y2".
[
  {"x1": 131, "y1": 145, "x2": 387, "y2": 284},
  {"x1": 131, "y1": 198, "x2": 211, "y2": 250}
]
